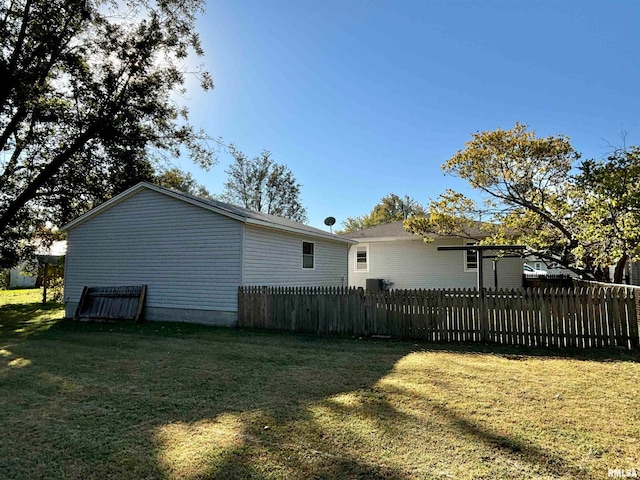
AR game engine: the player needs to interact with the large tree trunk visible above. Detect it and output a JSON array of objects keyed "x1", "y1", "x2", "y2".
[
  {"x1": 613, "y1": 253, "x2": 628, "y2": 284},
  {"x1": 593, "y1": 265, "x2": 609, "y2": 283}
]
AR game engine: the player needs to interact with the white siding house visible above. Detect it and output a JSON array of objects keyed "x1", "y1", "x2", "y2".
[
  {"x1": 9, "y1": 267, "x2": 37, "y2": 288},
  {"x1": 242, "y1": 225, "x2": 347, "y2": 286},
  {"x1": 9, "y1": 240, "x2": 67, "y2": 288},
  {"x1": 343, "y1": 221, "x2": 523, "y2": 290},
  {"x1": 630, "y1": 262, "x2": 640, "y2": 286},
  {"x1": 62, "y1": 183, "x2": 353, "y2": 325}
]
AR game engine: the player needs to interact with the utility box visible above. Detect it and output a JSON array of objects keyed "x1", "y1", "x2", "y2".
[{"x1": 366, "y1": 278, "x2": 384, "y2": 292}]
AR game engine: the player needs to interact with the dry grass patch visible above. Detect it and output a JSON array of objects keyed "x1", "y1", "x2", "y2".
[{"x1": 0, "y1": 291, "x2": 638, "y2": 479}]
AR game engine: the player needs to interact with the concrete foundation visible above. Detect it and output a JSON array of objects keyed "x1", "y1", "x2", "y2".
[{"x1": 65, "y1": 302, "x2": 237, "y2": 326}]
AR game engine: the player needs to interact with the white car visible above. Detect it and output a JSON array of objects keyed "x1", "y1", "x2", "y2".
[{"x1": 523, "y1": 264, "x2": 548, "y2": 276}]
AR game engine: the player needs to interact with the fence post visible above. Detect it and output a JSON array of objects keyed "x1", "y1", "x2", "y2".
[
  {"x1": 357, "y1": 287, "x2": 366, "y2": 336},
  {"x1": 479, "y1": 287, "x2": 489, "y2": 343},
  {"x1": 237, "y1": 286, "x2": 243, "y2": 326},
  {"x1": 629, "y1": 289, "x2": 639, "y2": 350}
]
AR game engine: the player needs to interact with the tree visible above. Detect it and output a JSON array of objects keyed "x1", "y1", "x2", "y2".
[
  {"x1": 222, "y1": 146, "x2": 307, "y2": 222},
  {"x1": 339, "y1": 193, "x2": 426, "y2": 233},
  {"x1": 404, "y1": 123, "x2": 640, "y2": 282},
  {"x1": 155, "y1": 167, "x2": 210, "y2": 198},
  {"x1": 0, "y1": 0, "x2": 215, "y2": 268},
  {"x1": 574, "y1": 146, "x2": 640, "y2": 282},
  {"x1": 404, "y1": 189, "x2": 489, "y2": 241}
]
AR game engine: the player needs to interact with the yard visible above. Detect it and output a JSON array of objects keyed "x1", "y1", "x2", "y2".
[{"x1": 1, "y1": 289, "x2": 638, "y2": 479}]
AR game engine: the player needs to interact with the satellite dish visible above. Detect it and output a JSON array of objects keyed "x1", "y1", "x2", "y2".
[{"x1": 324, "y1": 216, "x2": 336, "y2": 233}]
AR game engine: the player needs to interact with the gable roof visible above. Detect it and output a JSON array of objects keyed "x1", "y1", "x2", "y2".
[
  {"x1": 61, "y1": 182, "x2": 356, "y2": 244},
  {"x1": 341, "y1": 220, "x2": 492, "y2": 241},
  {"x1": 341, "y1": 221, "x2": 420, "y2": 240}
]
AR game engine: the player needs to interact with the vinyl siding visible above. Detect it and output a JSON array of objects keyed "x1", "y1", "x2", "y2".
[
  {"x1": 242, "y1": 225, "x2": 348, "y2": 286},
  {"x1": 495, "y1": 256, "x2": 526, "y2": 288},
  {"x1": 630, "y1": 262, "x2": 640, "y2": 286},
  {"x1": 348, "y1": 239, "x2": 523, "y2": 290},
  {"x1": 64, "y1": 189, "x2": 242, "y2": 314}
]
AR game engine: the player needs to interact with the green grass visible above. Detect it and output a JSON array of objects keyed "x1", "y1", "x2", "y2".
[
  {"x1": 0, "y1": 288, "x2": 64, "y2": 339},
  {"x1": 1, "y1": 288, "x2": 639, "y2": 479}
]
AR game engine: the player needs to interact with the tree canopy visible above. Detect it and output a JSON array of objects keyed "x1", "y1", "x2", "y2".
[
  {"x1": 155, "y1": 168, "x2": 210, "y2": 198},
  {"x1": 404, "y1": 123, "x2": 640, "y2": 282},
  {"x1": 0, "y1": 0, "x2": 215, "y2": 267},
  {"x1": 339, "y1": 193, "x2": 426, "y2": 233},
  {"x1": 573, "y1": 146, "x2": 640, "y2": 281},
  {"x1": 222, "y1": 146, "x2": 307, "y2": 223}
]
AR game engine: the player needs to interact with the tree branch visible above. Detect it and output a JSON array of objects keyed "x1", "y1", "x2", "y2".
[{"x1": 0, "y1": 124, "x2": 100, "y2": 235}]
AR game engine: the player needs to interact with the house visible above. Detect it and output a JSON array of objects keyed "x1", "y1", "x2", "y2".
[
  {"x1": 61, "y1": 182, "x2": 355, "y2": 325},
  {"x1": 9, "y1": 266, "x2": 37, "y2": 288},
  {"x1": 8, "y1": 240, "x2": 67, "y2": 288},
  {"x1": 609, "y1": 260, "x2": 640, "y2": 286},
  {"x1": 523, "y1": 257, "x2": 577, "y2": 277},
  {"x1": 341, "y1": 221, "x2": 523, "y2": 290}
]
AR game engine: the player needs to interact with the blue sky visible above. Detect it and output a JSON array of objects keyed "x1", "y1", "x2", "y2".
[{"x1": 176, "y1": 0, "x2": 639, "y2": 231}]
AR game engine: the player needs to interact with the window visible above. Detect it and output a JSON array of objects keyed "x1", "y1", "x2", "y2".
[
  {"x1": 534, "y1": 262, "x2": 542, "y2": 271},
  {"x1": 465, "y1": 242, "x2": 478, "y2": 271},
  {"x1": 302, "y1": 241, "x2": 314, "y2": 269},
  {"x1": 355, "y1": 244, "x2": 369, "y2": 272}
]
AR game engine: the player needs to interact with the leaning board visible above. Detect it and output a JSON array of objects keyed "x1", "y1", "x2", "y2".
[{"x1": 74, "y1": 285, "x2": 147, "y2": 323}]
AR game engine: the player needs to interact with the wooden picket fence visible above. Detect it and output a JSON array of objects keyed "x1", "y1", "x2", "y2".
[{"x1": 237, "y1": 286, "x2": 640, "y2": 350}]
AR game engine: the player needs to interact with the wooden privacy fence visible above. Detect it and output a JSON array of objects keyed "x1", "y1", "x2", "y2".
[{"x1": 238, "y1": 286, "x2": 640, "y2": 350}]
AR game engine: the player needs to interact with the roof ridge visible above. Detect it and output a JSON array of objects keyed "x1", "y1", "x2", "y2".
[{"x1": 62, "y1": 182, "x2": 355, "y2": 244}]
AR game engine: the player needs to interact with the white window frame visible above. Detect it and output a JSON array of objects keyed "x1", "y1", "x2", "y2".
[
  {"x1": 534, "y1": 261, "x2": 543, "y2": 271},
  {"x1": 464, "y1": 242, "x2": 478, "y2": 272},
  {"x1": 302, "y1": 241, "x2": 315, "y2": 270},
  {"x1": 354, "y1": 244, "x2": 369, "y2": 272}
]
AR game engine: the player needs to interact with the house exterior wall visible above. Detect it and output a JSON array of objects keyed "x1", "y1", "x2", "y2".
[
  {"x1": 9, "y1": 264, "x2": 37, "y2": 288},
  {"x1": 64, "y1": 189, "x2": 242, "y2": 325},
  {"x1": 348, "y1": 239, "x2": 523, "y2": 290},
  {"x1": 495, "y1": 256, "x2": 526, "y2": 288},
  {"x1": 242, "y1": 224, "x2": 348, "y2": 287},
  {"x1": 629, "y1": 262, "x2": 640, "y2": 286}
]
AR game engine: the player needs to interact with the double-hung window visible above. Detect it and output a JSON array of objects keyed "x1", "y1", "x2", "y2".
[
  {"x1": 355, "y1": 244, "x2": 369, "y2": 272},
  {"x1": 464, "y1": 242, "x2": 478, "y2": 271},
  {"x1": 302, "y1": 241, "x2": 314, "y2": 269}
]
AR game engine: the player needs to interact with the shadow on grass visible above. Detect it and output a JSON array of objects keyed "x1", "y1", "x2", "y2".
[
  {"x1": 430, "y1": 402, "x2": 587, "y2": 479},
  {"x1": 377, "y1": 380, "x2": 589, "y2": 479},
  {"x1": 39, "y1": 317, "x2": 640, "y2": 363},
  {"x1": 1, "y1": 316, "x2": 637, "y2": 479},
  {"x1": 0, "y1": 302, "x2": 63, "y2": 340},
  {"x1": 403, "y1": 339, "x2": 640, "y2": 364},
  {"x1": 1, "y1": 323, "x2": 416, "y2": 479}
]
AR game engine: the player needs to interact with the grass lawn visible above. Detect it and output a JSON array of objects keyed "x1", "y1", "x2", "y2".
[{"x1": 1, "y1": 288, "x2": 639, "y2": 479}]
